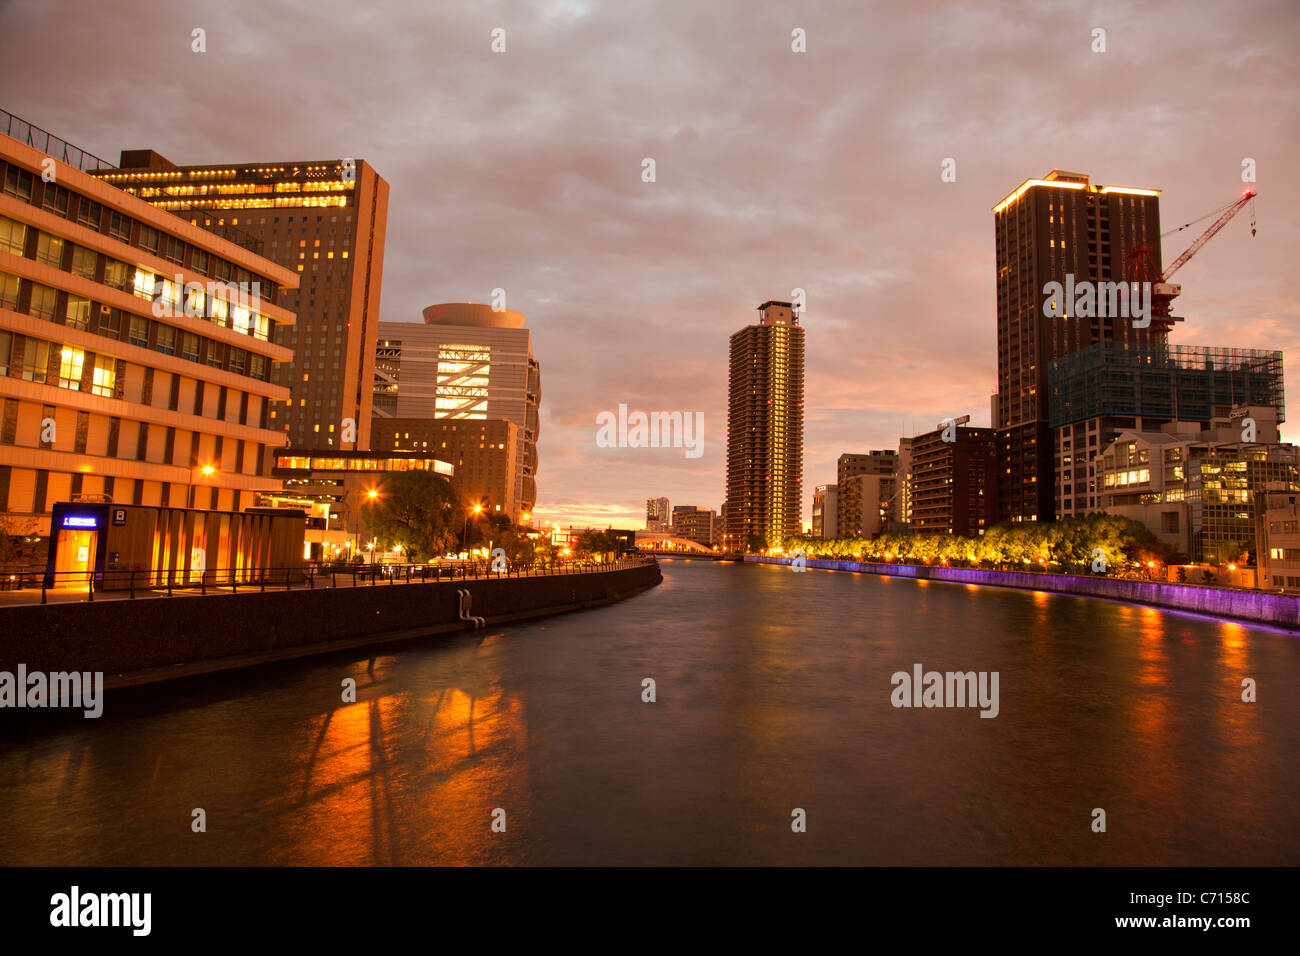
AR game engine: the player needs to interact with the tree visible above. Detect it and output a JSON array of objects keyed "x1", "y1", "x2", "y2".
[
  {"x1": 0, "y1": 513, "x2": 42, "y2": 566},
  {"x1": 497, "y1": 529, "x2": 536, "y2": 567},
  {"x1": 573, "y1": 529, "x2": 620, "y2": 558},
  {"x1": 362, "y1": 470, "x2": 462, "y2": 562}
]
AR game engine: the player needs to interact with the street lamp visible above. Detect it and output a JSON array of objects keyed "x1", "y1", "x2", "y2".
[
  {"x1": 462, "y1": 503, "x2": 483, "y2": 553},
  {"x1": 187, "y1": 464, "x2": 216, "y2": 509},
  {"x1": 356, "y1": 487, "x2": 379, "y2": 560}
]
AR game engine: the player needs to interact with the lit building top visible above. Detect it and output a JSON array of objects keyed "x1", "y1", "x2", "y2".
[{"x1": 273, "y1": 452, "x2": 453, "y2": 477}]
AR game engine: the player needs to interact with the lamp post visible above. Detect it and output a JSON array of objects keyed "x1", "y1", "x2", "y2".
[
  {"x1": 187, "y1": 464, "x2": 216, "y2": 509},
  {"x1": 462, "y1": 503, "x2": 483, "y2": 554},
  {"x1": 357, "y1": 488, "x2": 378, "y2": 560}
]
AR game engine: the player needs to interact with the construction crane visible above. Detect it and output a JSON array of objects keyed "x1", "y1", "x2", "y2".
[{"x1": 1125, "y1": 188, "x2": 1257, "y2": 333}]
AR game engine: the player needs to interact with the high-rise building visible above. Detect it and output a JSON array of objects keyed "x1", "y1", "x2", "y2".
[
  {"x1": 645, "y1": 496, "x2": 670, "y2": 531},
  {"x1": 993, "y1": 170, "x2": 1166, "y2": 524},
  {"x1": 835, "y1": 450, "x2": 896, "y2": 538},
  {"x1": 895, "y1": 437, "x2": 915, "y2": 531},
  {"x1": 94, "y1": 151, "x2": 389, "y2": 452},
  {"x1": 1049, "y1": 342, "x2": 1284, "y2": 516},
  {"x1": 1, "y1": 118, "x2": 295, "y2": 535},
  {"x1": 375, "y1": 303, "x2": 540, "y2": 514},
  {"x1": 724, "y1": 300, "x2": 804, "y2": 551},
  {"x1": 812, "y1": 484, "x2": 837, "y2": 539},
  {"x1": 909, "y1": 422, "x2": 999, "y2": 536}
]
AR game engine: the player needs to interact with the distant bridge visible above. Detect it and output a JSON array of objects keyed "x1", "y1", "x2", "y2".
[{"x1": 633, "y1": 531, "x2": 716, "y2": 555}]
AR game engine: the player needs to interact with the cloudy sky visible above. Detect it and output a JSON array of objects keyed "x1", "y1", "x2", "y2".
[{"x1": 2, "y1": 0, "x2": 1296, "y2": 528}]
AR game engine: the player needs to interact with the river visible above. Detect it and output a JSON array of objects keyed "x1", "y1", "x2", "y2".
[{"x1": 2, "y1": 558, "x2": 1296, "y2": 865}]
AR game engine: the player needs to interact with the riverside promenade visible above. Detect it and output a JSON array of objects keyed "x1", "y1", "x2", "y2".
[
  {"x1": 749, "y1": 555, "x2": 1298, "y2": 631},
  {"x1": 0, "y1": 558, "x2": 662, "y2": 688}
]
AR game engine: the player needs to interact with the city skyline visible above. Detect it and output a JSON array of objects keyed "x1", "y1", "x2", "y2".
[{"x1": 2, "y1": 0, "x2": 1295, "y2": 529}]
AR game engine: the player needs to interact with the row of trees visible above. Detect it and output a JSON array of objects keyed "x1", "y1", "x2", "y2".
[
  {"x1": 357, "y1": 471, "x2": 628, "y2": 565},
  {"x1": 784, "y1": 514, "x2": 1186, "y2": 574}
]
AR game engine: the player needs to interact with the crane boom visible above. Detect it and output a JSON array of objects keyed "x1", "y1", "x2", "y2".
[
  {"x1": 1162, "y1": 189, "x2": 1256, "y2": 281},
  {"x1": 1123, "y1": 188, "x2": 1257, "y2": 333}
]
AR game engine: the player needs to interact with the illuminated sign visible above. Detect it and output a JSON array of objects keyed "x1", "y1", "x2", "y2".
[{"x1": 61, "y1": 515, "x2": 98, "y2": 529}]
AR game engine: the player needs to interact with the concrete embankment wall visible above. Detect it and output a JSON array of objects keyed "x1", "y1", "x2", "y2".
[
  {"x1": 0, "y1": 562, "x2": 662, "y2": 686},
  {"x1": 747, "y1": 556, "x2": 1297, "y2": 631}
]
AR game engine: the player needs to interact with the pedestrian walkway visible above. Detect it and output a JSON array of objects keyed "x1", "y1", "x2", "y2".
[{"x1": 0, "y1": 558, "x2": 655, "y2": 608}]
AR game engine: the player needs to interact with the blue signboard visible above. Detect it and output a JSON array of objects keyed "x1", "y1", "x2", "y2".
[{"x1": 61, "y1": 514, "x2": 99, "y2": 529}]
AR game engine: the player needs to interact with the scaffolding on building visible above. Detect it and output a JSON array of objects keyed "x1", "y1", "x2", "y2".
[{"x1": 1049, "y1": 343, "x2": 1284, "y2": 429}]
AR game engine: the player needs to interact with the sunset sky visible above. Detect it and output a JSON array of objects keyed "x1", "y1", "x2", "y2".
[{"x1": 3, "y1": 0, "x2": 1296, "y2": 529}]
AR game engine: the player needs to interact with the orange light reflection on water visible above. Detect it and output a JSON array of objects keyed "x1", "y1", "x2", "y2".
[{"x1": 282, "y1": 670, "x2": 528, "y2": 865}]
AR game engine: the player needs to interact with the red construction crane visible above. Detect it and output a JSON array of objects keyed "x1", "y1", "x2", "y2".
[{"x1": 1125, "y1": 188, "x2": 1257, "y2": 333}]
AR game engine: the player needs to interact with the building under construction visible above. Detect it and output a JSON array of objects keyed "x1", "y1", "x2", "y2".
[{"x1": 1049, "y1": 342, "x2": 1284, "y2": 516}]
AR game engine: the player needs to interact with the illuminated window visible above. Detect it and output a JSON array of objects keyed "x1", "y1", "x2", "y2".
[
  {"x1": 133, "y1": 268, "x2": 157, "y2": 301},
  {"x1": 58, "y1": 346, "x2": 85, "y2": 389},
  {"x1": 91, "y1": 355, "x2": 115, "y2": 397},
  {"x1": 231, "y1": 303, "x2": 251, "y2": 335}
]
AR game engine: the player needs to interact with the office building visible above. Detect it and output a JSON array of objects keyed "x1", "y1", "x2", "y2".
[
  {"x1": 1049, "y1": 342, "x2": 1284, "y2": 516},
  {"x1": 1, "y1": 116, "x2": 295, "y2": 544},
  {"x1": 375, "y1": 303, "x2": 540, "y2": 515},
  {"x1": 372, "y1": 416, "x2": 522, "y2": 520},
  {"x1": 909, "y1": 421, "x2": 999, "y2": 536},
  {"x1": 673, "y1": 506, "x2": 719, "y2": 547},
  {"x1": 840, "y1": 473, "x2": 896, "y2": 537},
  {"x1": 812, "y1": 484, "x2": 837, "y2": 539},
  {"x1": 724, "y1": 300, "x2": 804, "y2": 551},
  {"x1": 645, "y1": 496, "x2": 670, "y2": 531},
  {"x1": 993, "y1": 169, "x2": 1166, "y2": 523},
  {"x1": 1256, "y1": 491, "x2": 1300, "y2": 592},
  {"x1": 835, "y1": 450, "x2": 896, "y2": 538},
  {"x1": 1096, "y1": 406, "x2": 1297, "y2": 562},
  {"x1": 266, "y1": 449, "x2": 454, "y2": 561},
  {"x1": 95, "y1": 151, "x2": 388, "y2": 452},
  {"x1": 895, "y1": 437, "x2": 915, "y2": 531},
  {"x1": 671, "y1": 504, "x2": 697, "y2": 528}
]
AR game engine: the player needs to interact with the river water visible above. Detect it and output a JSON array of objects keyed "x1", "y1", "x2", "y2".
[{"x1": 2, "y1": 559, "x2": 1297, "y2": 865}]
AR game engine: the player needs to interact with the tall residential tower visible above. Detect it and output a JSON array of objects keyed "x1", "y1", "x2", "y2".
[
  {"x1": 724, "y1": 300, "x2": 804, "y2": 550},
  {"x1": 992, "y1": 170, "x2": 1165, "y2": 523}
]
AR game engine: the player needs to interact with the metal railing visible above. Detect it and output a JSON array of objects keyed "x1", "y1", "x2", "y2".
[
  {"x1": 0, "y1": 556, "x2": 657, "y2": 604},
  {"x1": 1, "y1": 107, "x2": 116, "y2": 173}
]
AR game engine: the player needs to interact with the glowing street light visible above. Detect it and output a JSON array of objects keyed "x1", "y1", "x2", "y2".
[
  {"x1": 188, "y1": 464, "x2": 218, "y2": 509},
  {"x1": 463, "y1": 504, "x2": 484, "y2": 551}
]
